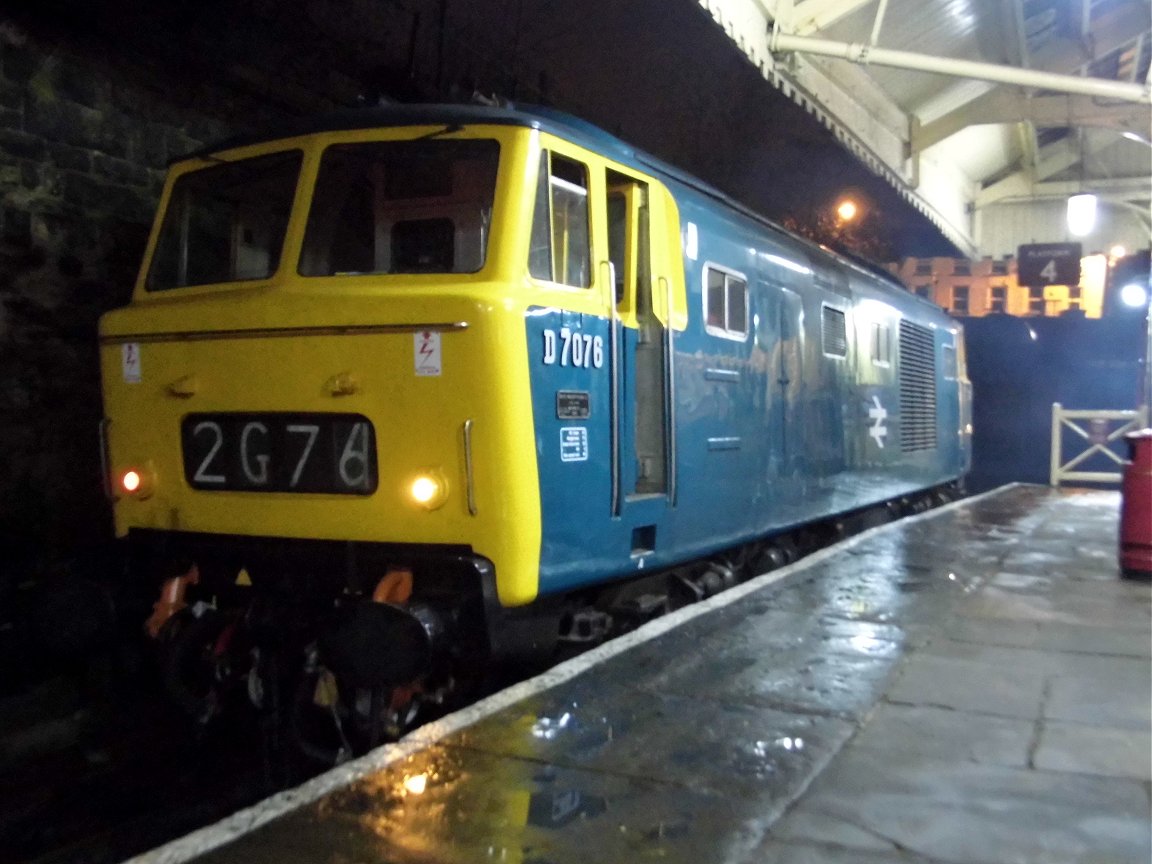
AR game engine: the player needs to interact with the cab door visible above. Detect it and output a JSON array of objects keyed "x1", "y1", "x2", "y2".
[
  {"x1": 606, "y1": 172, "x2": 673, "y2": 532},
  {"x1": 524, "y1": 143, "x2": 685, "y2": 590},
  {"x1": 776, "y1": 286, "x2": 804, "y2": 474}
]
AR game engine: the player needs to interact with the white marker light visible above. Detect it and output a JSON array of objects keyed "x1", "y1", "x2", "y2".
[
  {"x1": 409, "y1": 472, "x2": 448, "y2": 510},
  {"x1": 122, "y1": 470, "x2": 141, "y2": 493},
  {"x1": 1119, "y1": 282, "x2": 1149, "y2": 308}
]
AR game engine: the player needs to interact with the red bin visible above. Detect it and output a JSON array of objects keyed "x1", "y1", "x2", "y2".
[{"x1": 1120, "y1": 429, "x2": 1152, "y2": 578}]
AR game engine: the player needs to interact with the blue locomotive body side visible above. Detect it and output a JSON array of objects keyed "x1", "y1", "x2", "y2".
[{"x1": 527, "y1": 154, "x2": 968, "y2": 598}]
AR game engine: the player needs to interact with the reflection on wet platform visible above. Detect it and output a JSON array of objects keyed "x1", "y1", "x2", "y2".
[{"x1": 147, "y1": 486, "x2": 1151, "y2": 864}]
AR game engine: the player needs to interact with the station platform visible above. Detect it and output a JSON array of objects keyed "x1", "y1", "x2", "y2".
[{"x1": 132, "y1": 485, "x2": 1152, "y2": 864}]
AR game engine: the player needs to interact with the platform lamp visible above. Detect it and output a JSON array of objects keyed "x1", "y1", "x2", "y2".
[
  {"x1": 1066, "y1": 130, "x2": 1098, "y2": 238},
  {"x1": 1066, "y1": 193, "x2": 1097, "y2": 237}
]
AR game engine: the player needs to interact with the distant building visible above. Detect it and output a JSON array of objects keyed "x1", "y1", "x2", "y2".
[{"x1": 887, "y1": 255, "x2": 1107, "y2": 318}]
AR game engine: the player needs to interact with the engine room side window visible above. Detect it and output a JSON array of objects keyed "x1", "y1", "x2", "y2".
[
  {"x1": 871, "y1": 321, "x2": 891, "y2": 366},
  {"x1": 299, "y1": 138, "x2": 499, "y2": 276},
  {"x1": 529, "y1": 151, "x2": 591, "y2": 287},
  {"x1": 703, "y1": 265, "x2": 747, "y2": 340},
  {"x1": 148, "y1": 150, "x2": 302, "y2": 291},
  {"x1": 822, "y1": 305, "x2": 848, "y2": 357}
]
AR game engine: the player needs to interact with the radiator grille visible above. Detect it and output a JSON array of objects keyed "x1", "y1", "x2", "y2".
[{"x1": 899, "y1": 321, "x2": 937, "y2": 452}]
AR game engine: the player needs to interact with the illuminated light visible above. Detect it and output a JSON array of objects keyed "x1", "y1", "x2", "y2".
[
  {"x1": 850, "y1": 633, "x2": 883, "y2": 653},
  {"x1": 773, "y1": 736, "x2": 805, "y2": 752},
  {"x1": 411, "y1": 477, "x2": 438, "y2": 502},
  {"x1": 1110, "y1": 245, "x2": 1127, "y2": 259},
  {"x1": 836, "y1": 199, "x2": 858, "y2": 221},
  {"x1": 403, "y1": 773, "x2": 428, "y2": 795},
  {"x1": 762, "y1": 252, "x2": 813, "y2": 275},
  {"x1": 119, "y1": 466, "x2": 154, "y2": 499},
  {"x1": 1119, "y1": 282, "x2": 1149, "y2": 308},
  {"x1": 531, "y1": 711, "x2": 572, "y2": 740},
  {"x1": 408, "y1": 471, "x2": 448, "y2": 510},
  {"x1": 1066, "y1": 194, "x2": 1097, "y2": 236}
]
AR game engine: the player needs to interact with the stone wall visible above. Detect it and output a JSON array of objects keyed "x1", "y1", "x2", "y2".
[
  {"x1": 0, "y1": 1, "x2": 427, "y2": 573},
  {"x1": 0, "y1": 18, "x2": 204, "y2": 570}
]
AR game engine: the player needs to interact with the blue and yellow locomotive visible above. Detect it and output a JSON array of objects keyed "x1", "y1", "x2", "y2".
[{"x1": 99, "y1": 104, "x2": 970, "y2": 753}]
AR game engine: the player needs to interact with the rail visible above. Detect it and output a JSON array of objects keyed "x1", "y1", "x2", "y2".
[{"x1": 1049, "y1": 403, "x2": 1149, "y2": 486}]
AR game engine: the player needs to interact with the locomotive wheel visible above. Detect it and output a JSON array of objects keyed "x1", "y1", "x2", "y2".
[
  {"x1": 158, "y1": 609, "x2": 240, "y2": 726},
  {"x1": 289, "y1": 662, "x2": 427, "y2": 764},
  {"x1": 290, "y1": 666, "x2": 352, "y2": 765}
]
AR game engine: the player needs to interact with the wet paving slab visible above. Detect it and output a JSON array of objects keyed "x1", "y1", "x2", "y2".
[
  {"x1": 141, "y1": 486, "x2": 1152, "y2": 864},
  {"x1": 765, "y1": 747, "x2": 1150, "y2": 864}
]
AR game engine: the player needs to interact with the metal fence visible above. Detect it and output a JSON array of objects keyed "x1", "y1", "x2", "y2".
[{"x1": 1049, "y1": 403, "x2": 1149, "y2": 486}]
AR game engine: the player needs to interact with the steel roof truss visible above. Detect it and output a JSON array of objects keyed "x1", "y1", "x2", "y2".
[
  {"x1": 789, "y1": 0, "x2": 874, "y2": 36},
  {"x1": 913, "y1": 91, "x2": 1152, "y2": 154}
]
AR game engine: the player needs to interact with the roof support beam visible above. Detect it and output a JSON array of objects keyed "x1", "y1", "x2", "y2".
[
  {"x1": 770, "y1": 32, "x2": 1152, "y2": 103},
  {"x1": 977, "y1": 175, "x2": 1151, "y2": 207},
  {"x1": 912, "y1": 90, "x2": 1152, "y2": 153},
  {"x1": 975, "y1": 138, "x2": 1089, "y2": 207},
  {"x1": 867, "y1": 0, "x2": 890, "y2": 47},
  {"x1": 976, "y1": 130, "x2": 1148, "y2": 206},
  {"x1": 774, "y1": 31, "x2": 1152, "y2": 103},
  {"x1": 908, "y1": 1, "x2": 1151, "y2": 153},
  {"x1": 789, "y1": 0, "x2": 873, "y2": 36}
]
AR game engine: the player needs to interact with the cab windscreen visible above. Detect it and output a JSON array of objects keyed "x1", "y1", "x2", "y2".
[
  {"x1": 299, "y1": 139, "x2": 500, "y2": 277},
  {"x1": 147, "y1": 150, "x2": 303, "y2": 291}
]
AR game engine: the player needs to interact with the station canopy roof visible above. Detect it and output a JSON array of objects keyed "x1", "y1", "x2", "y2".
[{"x1": 698, "y1": 0, "x2": 1151, "y2": 257}]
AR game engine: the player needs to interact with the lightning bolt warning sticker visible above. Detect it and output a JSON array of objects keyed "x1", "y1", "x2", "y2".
[
  {"x1": 414, "y1": 331, "x2": 441, "y2": 377},
  {"x1": 121, "y1": 342, "x2": 142, "y2": 383}
]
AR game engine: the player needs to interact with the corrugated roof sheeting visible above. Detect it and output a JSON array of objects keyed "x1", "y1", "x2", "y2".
[{"x1": 820, "y1": 0, "x2": 997, "y2": 110}]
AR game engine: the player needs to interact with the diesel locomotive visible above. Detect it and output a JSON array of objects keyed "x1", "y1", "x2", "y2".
[{"x1": 99, "y1": 103, "x2": 971, "y2": 756}]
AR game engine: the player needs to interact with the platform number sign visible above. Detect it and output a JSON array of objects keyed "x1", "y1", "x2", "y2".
[{"x1": 1017, "y1": 243, "x2": 1081, "y2": 288}]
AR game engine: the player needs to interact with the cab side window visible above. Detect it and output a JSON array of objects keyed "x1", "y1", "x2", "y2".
[{"x1": 529, "y1": 151, "x2": 591, "y2": 287}]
